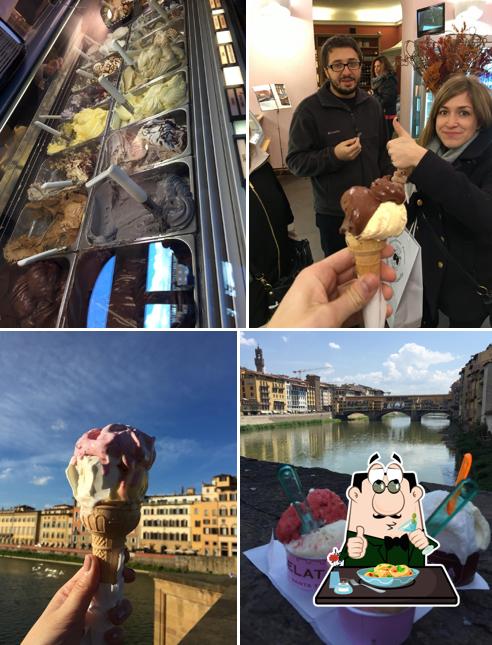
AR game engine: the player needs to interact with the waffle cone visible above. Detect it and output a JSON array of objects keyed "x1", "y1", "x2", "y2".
[
  {"x1": 346, "y1": 235, "x2": 386, "y2": 278},
  {"x1": 82, "y1": 501, "x2": 140, "y2": 584}
]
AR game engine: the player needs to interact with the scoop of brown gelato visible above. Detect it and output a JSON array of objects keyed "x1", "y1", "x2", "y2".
[{"x1": 340, "y1": 176, "x2": 405, "y2": 236}]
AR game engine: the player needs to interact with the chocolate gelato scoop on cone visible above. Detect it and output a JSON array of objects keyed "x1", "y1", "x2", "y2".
[{"x1": 340, "y1": 176, "x2": 407, "y2": 278}]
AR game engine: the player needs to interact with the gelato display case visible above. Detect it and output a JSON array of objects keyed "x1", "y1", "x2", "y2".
[{"x1": 0, "y1": 0, "x2": 245, "y2": 327}]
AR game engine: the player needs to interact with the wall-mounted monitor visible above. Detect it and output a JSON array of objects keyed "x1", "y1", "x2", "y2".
[{"x1": 417, "y1": 3, "x2": 445, "y2": 38}]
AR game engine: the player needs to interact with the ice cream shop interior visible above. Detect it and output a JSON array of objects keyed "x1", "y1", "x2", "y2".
[
  {"x1": 0, "y1": 0, "x2": 246, "y2": 328},
  {"x1": 249, "y1": 0, "x2": 492, "y2": 262}
]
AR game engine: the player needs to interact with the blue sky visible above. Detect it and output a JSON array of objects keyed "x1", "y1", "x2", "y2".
[
  {"x1": 0, "y1": 332, "x2": 237, "y2": 509},
  {"x1": 240, "y1": 330, "x2": 492, "y2": 395}
]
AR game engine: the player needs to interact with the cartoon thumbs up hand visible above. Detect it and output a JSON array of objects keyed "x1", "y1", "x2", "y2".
[
  {"x1": 387, "y1": 117, "x2": 427, "y2": 170},
  {"x1": 347, "y1": 525, "x2": 368, "y2": 559}
]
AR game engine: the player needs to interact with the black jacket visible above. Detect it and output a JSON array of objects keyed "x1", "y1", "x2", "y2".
[
  {"x1": 249, "y1": 160, "x2": 294, "y2": 327},
  {"x1": 407, "y1": 126, "x2": 492, "y2": 325},
  {"x1": 286, "y1": 83, "x2": 393, "y2": 216},
  {"x1": 371, "y1": 72, "x2": 398, "y2": 117}
]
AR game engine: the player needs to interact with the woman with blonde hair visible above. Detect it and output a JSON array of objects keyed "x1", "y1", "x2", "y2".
[{"x1": 387, "y1": 73, "x2": 492, "y2": 327}]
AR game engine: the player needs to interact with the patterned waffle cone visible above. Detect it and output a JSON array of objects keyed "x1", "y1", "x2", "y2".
[
  {"x1": 345, "y1": 234, "x2": 386, "y2": 279},
  {"x1": 82, "y1": 501, "x2": 141, "y2": 584}
]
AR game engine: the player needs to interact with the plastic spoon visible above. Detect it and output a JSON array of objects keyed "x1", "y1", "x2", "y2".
[
  {"x1": 426, "y1": 478, "x2": 479, "y2": 539},
  {"x1": 34, "y1": 121, "x2": 71, "y2": 144},
  {"x1": 111, "y1": 41, "x2": 134, "y2": 67},
  {"x1": 277, "y1": 464, "x2": 321, "y2": 535},
  {"x1": 447, "y1": 453, "x2": 472, "y2": 515},
  {"x1": 97, "y1": 76, "x2": 134, "y2": 114},
  {"x1": 149, "y1": 0, "x2": 168, "y2": 19}
]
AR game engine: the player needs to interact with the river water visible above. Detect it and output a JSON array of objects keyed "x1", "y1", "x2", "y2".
[
  {"x1": 241, "y1": 416, "x2": 456, "y2": 485},
  {"x1": 0, "y1": 556, "x2": 153, "y2": 644}
]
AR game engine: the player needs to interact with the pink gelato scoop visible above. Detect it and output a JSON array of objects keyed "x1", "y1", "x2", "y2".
[{"x1": 67, "y1": 423, "x2": 156, "y2": 509}]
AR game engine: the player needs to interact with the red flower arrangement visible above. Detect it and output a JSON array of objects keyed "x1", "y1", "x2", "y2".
[{"x1": 402, "y1": 24, "x2": 492, "y2": 94}]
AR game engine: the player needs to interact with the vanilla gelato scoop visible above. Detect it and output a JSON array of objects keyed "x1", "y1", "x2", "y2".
[
  {"x1": 285, "y1": 520, "x2": 346, "y2": 558},
  {"x1": 66, "y1": 423, "x2": 156, "y2": 515},
  {"x1": 340, "y1": 176, "x2": 407, "y2": 240},
  {"x1": 422, "y1": 490, "x2": 491, "y2": 564}
]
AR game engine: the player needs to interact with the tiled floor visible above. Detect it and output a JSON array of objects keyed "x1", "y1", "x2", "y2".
[{"x1": 278, "y1": 174, "x2": 490, "y2": 328}]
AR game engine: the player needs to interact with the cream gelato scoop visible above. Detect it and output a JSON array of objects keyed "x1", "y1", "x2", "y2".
[
  {"x1": 66, "y1": 423, "x2": 156, "y2": 514},
  {"x1": 285, "y1": 520, "x2": 346, "y2": 558},
  {"x1": 422, "y1": 490, "x2": 491, "y2": 564},
  {"x1": 340, "y1": 176, "x2": 407, "y2": 240}
]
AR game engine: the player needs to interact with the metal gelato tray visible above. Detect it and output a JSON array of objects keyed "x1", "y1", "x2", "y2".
[
  {"x1": 3, "y1": 189, "x2": 89, "y2": 265},
  {"x1": 129, "y1": 16, "x2": 185, "y2": 49},
  {"x1": 120, "y1": 39, "x2": 187, "y2": 93},
  {"x1": 27, "y1": 141, "x2": 100, "y2": 201},
  {"x1": 110, "y1": 69, "x2": 188, "y2": 130},
  {"x1": 61, "y1": 236, "x2": 197, "y2": 328},
  {"x1": 42, "y1": 106, "x2": 110, "y2": 157},
  {"x1": 102, "y1": 107, "x2": 190, "y2": 176},
  {"x1": 0, "y1": 253, "x2": 74, "y2": 328},
  {"x1": 71, "y1": 55, "x2": 122, "y2": 94},
  {"x1": 80, "y1": 157, "x2": 197, "y2": 249}
]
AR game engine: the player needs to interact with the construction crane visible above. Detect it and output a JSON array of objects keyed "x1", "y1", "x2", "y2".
[{"x1": 292, "y1": 367, "x2": 328, "y2": 375}]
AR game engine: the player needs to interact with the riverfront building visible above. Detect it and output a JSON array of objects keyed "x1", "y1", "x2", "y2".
[
  {"x1": 39, "y1": 504, "x2": 73, "y2": 548},
  {"x1": 139, "y1": 474, "x2": 237, "y2": 556},
  {"x1": 0, "y1": 505, "x2": 40, "y2": 546},
  {"x1": 140, "y1": 488, "x2": 201, "y2": 554},
  {"x1": 458, "y1": 344, "x2": 492, "y2": 431},
  {"x1": 191, "y1": 475, "x2": 237, "y2": 557}
]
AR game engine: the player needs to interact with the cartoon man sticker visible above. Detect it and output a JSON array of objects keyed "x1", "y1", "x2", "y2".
[{"x1": 329, "y1": 452, "x2": 439, "y2": 567}]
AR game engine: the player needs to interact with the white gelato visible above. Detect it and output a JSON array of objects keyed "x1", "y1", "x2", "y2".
[
  {"x1": 285, "y1": 520, "x2": 346, "y2": 558},
  {"x1": 422, "y1": 490, "x2": 491, "y2": 564},
  {"x1": 358, "y1": 201, "x2": 407, "y2": 241},
  {"x1": 66, "y1": 456, "x2": 122, "y2": 515}
]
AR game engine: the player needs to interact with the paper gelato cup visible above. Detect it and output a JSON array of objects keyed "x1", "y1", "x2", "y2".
[
  {"x1": 339, "y1": 606, "x2": 415, "y2": 644},
  {"x1": 285, "y1": 547, "x2": 328, "y2": 591}
]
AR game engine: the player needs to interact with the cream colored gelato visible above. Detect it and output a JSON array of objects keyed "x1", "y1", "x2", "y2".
[{"x1": 285, "y1": 520, "x2": 346, "y2": 558}]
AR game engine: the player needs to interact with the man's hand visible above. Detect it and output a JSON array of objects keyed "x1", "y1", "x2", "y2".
[
  {"x1": 347, "y1": 525, "x2": 368, "y2": 559},
  {"x1": 409, "y1": 529, "x2": 430, "y2": 551},
  {"x1": 334, "y1": 137, "x2": 361, "y2": 161},
  {"x1": 387, "y1": 118, "x2": 427, "y2": 169},
  {"x1": 266, "y1": 245, "x2": 396, "y2": 328}
]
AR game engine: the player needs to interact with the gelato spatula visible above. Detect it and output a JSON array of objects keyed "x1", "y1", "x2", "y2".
[{"x1": 277, "y1": 464, "x2": 321, "y2": 535}]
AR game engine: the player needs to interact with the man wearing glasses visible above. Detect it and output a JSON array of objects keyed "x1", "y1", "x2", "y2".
[{"x1": 286, "y1": 36, "x2": 393, "y2": 257}]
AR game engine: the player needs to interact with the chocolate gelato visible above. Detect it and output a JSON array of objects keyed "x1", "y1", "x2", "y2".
[
  {"x1": 66, "y1": 242, "x2": 195, "y2": 328},
  {"x1": 340, "y1": 176, "x2": 406, "y2": 237},
  {"x1": 88, "y1": 172, "x2": 194, "y2": 244},
  {"x1": 0, "y1": 259, "x2": 68, "y2": 328}
]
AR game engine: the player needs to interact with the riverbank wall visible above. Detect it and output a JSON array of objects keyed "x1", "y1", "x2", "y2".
[
  {"x1": 240, "y1": 412, "x2": 337, "y2": 430},
  {"x1": 0, "y1": 545, "x2": 236, "y2": 575}
]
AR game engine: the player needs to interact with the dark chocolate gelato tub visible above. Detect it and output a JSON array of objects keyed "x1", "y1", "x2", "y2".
[
  {"x1": 0, "y1": 256, "x2": 72, "y2": 328},
  {"x1": 62, "y1": 238, "x2": 196, "y2": 328}
]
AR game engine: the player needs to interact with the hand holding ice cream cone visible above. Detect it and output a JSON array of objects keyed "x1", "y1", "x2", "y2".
[
  {"x1": 340, "y1": 176, "x2": 407, "y2": 327},
  {"x1": 66, "y1": 423, "x2": 156, "y2": 644}
]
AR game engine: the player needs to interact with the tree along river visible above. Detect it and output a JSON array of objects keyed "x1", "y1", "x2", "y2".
[
  {"x1": 241, "y1": 415, "x2": 456, "y2": 485},
  {"x1": 0, "y1": 556, "x2": 153, "y2": 643}
]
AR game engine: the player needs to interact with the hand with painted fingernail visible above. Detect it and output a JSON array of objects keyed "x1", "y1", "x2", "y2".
[{"x1": 21, "y1": 555, "x2": 135, "y2": 645}]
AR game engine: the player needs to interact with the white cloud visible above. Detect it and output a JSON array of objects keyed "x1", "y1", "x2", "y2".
[
  {"x1": 0, "y1": 467, "x2": 12, "y2": 480},
  {"x1": 282, "y1": 336, "x2": 288, "y2": 343},
  {"x1": 240, "y1": 332, "x2": 256, "y2": 347},
  {"x1": 155, "y1": 437, "x2": 201, "y2": 466},
  {"x1": 330, "y1": 343, "x2": 458, "y2": 394},
  {"x1": 50, "y1": 419, "x2": 66, "y2": 432},
  {"x1": 322, "y1": 363, "x2": 334, "y2": 375},
  {"x1": 31, "y1": 476, "x2": 53, "y2": 486},
  {"x1": 329, "y1": 342, "x2": 341, "y2": 350}
]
